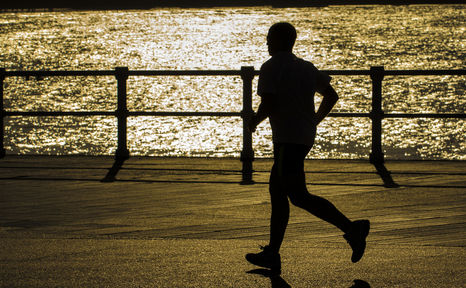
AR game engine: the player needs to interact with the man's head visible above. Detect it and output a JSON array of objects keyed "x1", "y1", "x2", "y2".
[{"x1": 267, "y1": 22, "x2": 297, "y2": 56}]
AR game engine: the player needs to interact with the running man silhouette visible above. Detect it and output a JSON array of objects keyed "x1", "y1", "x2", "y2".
[{"x1": 246, "y1": 22, "x2": 370, "y2": 274}]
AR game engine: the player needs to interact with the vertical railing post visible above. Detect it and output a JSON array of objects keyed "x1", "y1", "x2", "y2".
[
  {"x1": 115, "y1": 67, "x2": 130, "y2": 161},
  {"x1": 240, "y1": 66, "x2": 255, "y2": 184},
  {"x1": 0, "y1": 68, "x2": 5, "y2": 158},
  {"x1": 369, "y1": 66, "x2": 385, "y2": 164}
]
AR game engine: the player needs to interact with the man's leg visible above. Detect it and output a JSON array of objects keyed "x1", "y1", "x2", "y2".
[
  {"x1": 245, "y1": 144, "x2": 288, "y2": 273},
  {"x1": 281, "y1": 143, "x2": 352, "y2": 233},
  {"x1": 268, "y1": 162, "x2": 290, "y2": 253},
  {"x1": 282, "y1": 143, "x2": 369, "y2": 262}
]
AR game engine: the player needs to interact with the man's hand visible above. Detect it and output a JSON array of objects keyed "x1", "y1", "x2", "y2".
[
  {"x1": 248, "y1": 114, "x2": 258, "y2": 133},
  {"x1": 248, "y1": 97, "x2": 272, "y2": 133}
]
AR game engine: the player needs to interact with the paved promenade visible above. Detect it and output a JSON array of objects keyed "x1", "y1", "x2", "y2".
[{"x1": 0, "y1": 156, "x2": 465, "y2": 287}]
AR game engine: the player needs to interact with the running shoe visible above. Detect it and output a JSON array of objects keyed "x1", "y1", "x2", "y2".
[
  {"x1": 344, "y1": 220, "x2": 370, "y2": 263},
  {"x1": 245, "y1": 245, "x2": 281, "y2": 274}
]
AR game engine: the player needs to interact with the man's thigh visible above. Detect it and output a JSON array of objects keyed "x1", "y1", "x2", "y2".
[{"x1": 272, "y1": 143, "x2": 310, "y2": 192}]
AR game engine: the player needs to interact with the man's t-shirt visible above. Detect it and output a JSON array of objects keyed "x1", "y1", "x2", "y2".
[{"x1": 257, "y1": 52, "x2": 331, "y2": 147}]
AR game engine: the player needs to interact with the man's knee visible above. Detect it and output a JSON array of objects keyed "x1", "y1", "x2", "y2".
[
  {"x1": 288, "y1": 190, "x2": 309, "y2": 208},
  {"x1": 288, "y1": 187, "x2": 318, "y2": 209}
]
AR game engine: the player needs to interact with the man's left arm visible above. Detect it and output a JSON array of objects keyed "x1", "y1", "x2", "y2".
[{"x1": 248, "y1": 94, "x2": 274, "y2": 132}]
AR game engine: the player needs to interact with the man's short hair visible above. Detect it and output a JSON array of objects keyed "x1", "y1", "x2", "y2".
[{"x1": 268, "y1": 22, "x2": 297, "y2": 52}]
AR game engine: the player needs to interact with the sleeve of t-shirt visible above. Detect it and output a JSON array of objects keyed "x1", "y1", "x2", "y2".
[
  {"x1": 257, "y1": 61, "x2": 276, "y2": 98},
  {"x1": 311, "y1": 64, "x2": 332, "y2": 94}
]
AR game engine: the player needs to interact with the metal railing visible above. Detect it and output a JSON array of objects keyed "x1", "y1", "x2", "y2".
[{"x1": 0, "y1": 66, "x2": 464, "y2": 184}]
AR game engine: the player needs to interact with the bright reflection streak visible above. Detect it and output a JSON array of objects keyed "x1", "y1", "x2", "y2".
[{"x1": 0, "y1": 5, "x2": 464, "y2": 159}]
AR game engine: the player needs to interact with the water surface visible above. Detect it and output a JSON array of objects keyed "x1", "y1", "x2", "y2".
[{"x1": 1, "y1": 5, "x2": 464, "y2": 159}]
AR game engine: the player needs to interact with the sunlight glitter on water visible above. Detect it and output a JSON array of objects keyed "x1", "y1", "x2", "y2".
[{"x1": 1, "y1": 5, "x2": 464, "y2": 159}]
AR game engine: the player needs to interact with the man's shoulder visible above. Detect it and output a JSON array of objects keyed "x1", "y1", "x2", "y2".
[
  {"x1": 260, "y1": 54, "x2": 320, "y2": 75},
  {"x1": 282, "y1": 54, "x2": 318, "y2": 72},
  {"x1": 260, "y1": 54, "x2": 299, "y2": 71},
  {"x1": 296, "y1": 57, "x2": 317, "y2": 69},
  {"x1": 260, "y1": 57, "x2": 276, "y2": 71}
]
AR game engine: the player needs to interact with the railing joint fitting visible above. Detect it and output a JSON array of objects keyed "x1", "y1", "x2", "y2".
[
  {"x1": 370, "y1": 66, "x2": 385, "y2": 82},
  {"x1": 115, "y1": 67, "x2": 129, "y2": 80},
  {"x1": 240, "y1": 66, "x2": 255, "y2": 81}
]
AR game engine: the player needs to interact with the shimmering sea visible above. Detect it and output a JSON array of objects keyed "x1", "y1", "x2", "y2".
[{"x1": 0, "y1": 5, "x2": 464, "y2": 159}]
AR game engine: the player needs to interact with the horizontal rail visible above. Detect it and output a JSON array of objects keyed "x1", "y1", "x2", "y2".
[
  {"x1": 129, "y1": 70, "x2": 244, "y2": 76},
  {"x1": 4, "y1": 70, "x2": 244, "y2": 77},
  {"x1": 127, "y1": 111, "x2": 241, "y2": 117},
  {"x1": 7, "y1": 111, "x2": 464, "y2": 119},
  {"x1": 325, "y1": 69, "x2": 466, "y2": 76},
  {"x1": 383, "y1": 113, "x2": 466, "y2": 119},
  {"x1": 329, "y1": 113, "x2": 466, "y2": 118},
  {"x1": 1, "y1": 66, "x2": 465, "y2": 184},
  {"x1": 4, "y1": 111, "x2": 242, "y2": 117},
  {"x1": 5, "y1": 111, "x2": 115, "y2": 117},
  {"x1": 5, "y1": 70, "x2": 116, "y2": 77},
  {"x1": 4, "y1": 69, "x2": 465, "y2": 77},
  {"x1": 384, "y1": 70, "x2": 466, "y2": 76}
]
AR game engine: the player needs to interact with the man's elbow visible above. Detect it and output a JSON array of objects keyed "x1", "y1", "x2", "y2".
[{"x1": 323, "y1": 85, "x2": 339, "y2": 102}]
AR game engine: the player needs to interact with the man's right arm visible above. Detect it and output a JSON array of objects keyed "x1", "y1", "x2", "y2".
[
  {"x1": 251, "y1": 61, "x2": 275, "y2": 132},
  {"x1": 315, "y1": 84, "x2": 339, "y2": 125}
]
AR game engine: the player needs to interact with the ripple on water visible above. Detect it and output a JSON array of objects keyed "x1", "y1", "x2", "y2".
[{"x1": 1, "y1": 5, "x2": 464, "y2": 159}]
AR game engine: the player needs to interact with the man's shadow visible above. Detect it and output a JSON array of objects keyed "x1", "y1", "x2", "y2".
[
  {"x1": 350, "y1": 280, "x2": 371, "y2": 288},
  {"x1": 247, "y1": 269, "x2": 291, "y2": 288},
  {"x1": 247, "y1": 269, "x2": 371, "y2": 288}
]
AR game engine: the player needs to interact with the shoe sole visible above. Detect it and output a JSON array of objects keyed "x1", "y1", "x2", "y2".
[
  {"x1": 245, "y1": 254, "x2": 281, "y2": 274},
  {"x1": 352, "y1": 220, "x2": 370, "y2": 263}
]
